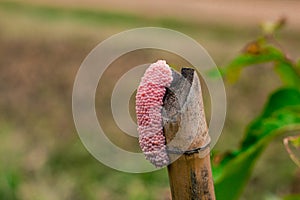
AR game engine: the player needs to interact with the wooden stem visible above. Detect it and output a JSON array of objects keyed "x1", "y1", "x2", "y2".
[
  {"x1": 167, "y1": 151, "x2": 215, "y2": 200},
  {"x1": 163, "y1": 68, "x2": 215, "y2": 200}
]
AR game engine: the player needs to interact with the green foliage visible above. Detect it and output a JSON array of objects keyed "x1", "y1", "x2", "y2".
[
  {"x1": 241, "y1": 88, "x2": 300, "y2": 149},
  {"x1": 212, "y1": 20, "x2": 300, "y2": 200},
  {"x1": 283, "y1": 194, "x2": 300, "y2": 200},
  {"x1": 214, "y1": 88, "x2": 300, "y2": 200}
]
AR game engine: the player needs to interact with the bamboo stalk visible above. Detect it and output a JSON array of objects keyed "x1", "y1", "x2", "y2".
[
  {"x1": 167, "y1": 151, "x2": 215, "y2": 200},
  {"x1": 163, "y1": 68, "x2": 215, "y2": 200}
]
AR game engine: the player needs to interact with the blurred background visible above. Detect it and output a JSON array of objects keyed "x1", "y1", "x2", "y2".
[{"x1": 1, "y1": 0, "x2": 300, "y2": 199}]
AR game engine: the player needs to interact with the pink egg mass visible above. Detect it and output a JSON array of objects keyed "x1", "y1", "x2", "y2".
[{"x1": 135, "y1": 60, "x2": 173, "y2": 167}]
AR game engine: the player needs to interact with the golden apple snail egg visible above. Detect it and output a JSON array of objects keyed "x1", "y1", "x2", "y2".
[{"x1": 135, "y1": 60, "x2": 173, "y2": 167}]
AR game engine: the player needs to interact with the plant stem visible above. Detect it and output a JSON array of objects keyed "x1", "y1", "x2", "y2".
[
  {"x1": 167, "y1": 152, "x2": 215, "y2": 200},
  {"x1": 163, "y1": 68, "x2": 215, "y2": 200}
]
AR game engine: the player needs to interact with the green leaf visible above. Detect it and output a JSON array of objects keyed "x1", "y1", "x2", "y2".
[
  {"x1": 214, "y1": 142, "x2": 264, "y2": 200},
  {"x1": 223, "y1": 46, "x2": 285, "y2": 83},
  {"x1": 275, "y1": 61, "x2": 300, "y2": 88},
  {"x1": 213, "y1": 88, "x2": 300, "y2": 200},
  {"x1": 242, "y1": 88, "x2": 300, "y2": 148}
]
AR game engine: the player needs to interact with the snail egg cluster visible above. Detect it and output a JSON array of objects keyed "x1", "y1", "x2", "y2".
[{"x1": 135, "y1": 60, "x2": 173, "y2": 167}]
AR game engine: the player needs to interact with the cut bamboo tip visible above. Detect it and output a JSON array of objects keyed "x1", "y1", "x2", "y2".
[
  {"x1": 162, "y1": 67, "x2": 215, "y2": 200},
  {"x1": 162, "y1": 67, "x2": 210, "y2": 157}
]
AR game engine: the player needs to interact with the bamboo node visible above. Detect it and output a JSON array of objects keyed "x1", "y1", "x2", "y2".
[{"x1": 166, "y1": 136, "x2": 211, "y2": 157}]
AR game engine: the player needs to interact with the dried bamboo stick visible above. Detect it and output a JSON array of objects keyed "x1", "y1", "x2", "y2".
[{"x1": 163, "y1": 68, "x2": 215, "y2": 200}]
